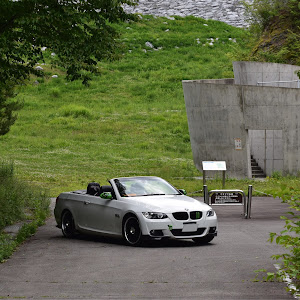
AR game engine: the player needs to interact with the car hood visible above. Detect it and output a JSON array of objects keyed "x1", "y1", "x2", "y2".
[{"x1": 126, "y1": 194, "x2": 210, "y2": 213}]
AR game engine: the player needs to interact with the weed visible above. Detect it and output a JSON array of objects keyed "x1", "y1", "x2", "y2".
[
  {"x1": 0, "y1": 161, "x2": 50, "y2": 262},
  {"x1": 271, "y1": 171, "x2": 283, "y2": 179},
  {"x1": 59, "y1": 104, "x2": 92, "y2": 119},
  {"x1": 0, "y1": 160, "x2": 14, "y2": 178}
]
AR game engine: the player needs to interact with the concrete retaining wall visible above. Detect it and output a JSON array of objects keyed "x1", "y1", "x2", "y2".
[{"x1": 233, "y1": 61, "x2": 300, "y2": 88}]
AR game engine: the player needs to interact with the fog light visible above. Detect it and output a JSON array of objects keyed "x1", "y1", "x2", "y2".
[
  {"x1": 150, "y1": 230, "x2": 164, "y2": 237},
  {"x1": 209, "y1": 227, "x2": 217, "y2": 234}
]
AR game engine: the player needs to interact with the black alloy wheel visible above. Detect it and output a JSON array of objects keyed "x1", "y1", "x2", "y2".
[
  {"x1": 61, "y1": 210, "x2": 76, "y2": 238},
  {"x1": 123, "y1": 216, "x2": 142, "y2": 246}
]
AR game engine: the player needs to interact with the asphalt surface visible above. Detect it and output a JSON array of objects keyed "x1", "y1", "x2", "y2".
[{"x1": 0, "y1": 197, "x2": 295, "y2": 299}]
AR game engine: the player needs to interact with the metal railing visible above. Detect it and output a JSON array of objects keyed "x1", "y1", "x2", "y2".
[{"x1": 257, "y1": 79, "x2": 300, "y2": 88}]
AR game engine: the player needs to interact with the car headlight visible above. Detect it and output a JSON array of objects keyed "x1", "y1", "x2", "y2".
[
  {"x1": 206, "y1": 210, "x2": 215, "y2": 217},
  {"x1": 142, "y1": 212, "x2": 168, "y2": 219}
]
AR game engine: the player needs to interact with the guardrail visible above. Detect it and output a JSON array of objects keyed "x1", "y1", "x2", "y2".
[{"x1": 203, "y1": 185, "x2": 253, "y2": 219}]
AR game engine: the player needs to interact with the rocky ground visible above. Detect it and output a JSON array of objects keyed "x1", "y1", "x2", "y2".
[{"x1": 124, "y1": 0, "x2": 252, "y2": 27}]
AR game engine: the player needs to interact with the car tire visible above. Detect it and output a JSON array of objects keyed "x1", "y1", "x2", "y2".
[
  {"x1": 123, "y1": 215, "x2": 143, "y2": 246},
  {"x1": 193, "y1": 235, "x2": 214, "y2": 245},
  {"x1": 61, "y1": 210, "x2": 76, "y2": 238}
]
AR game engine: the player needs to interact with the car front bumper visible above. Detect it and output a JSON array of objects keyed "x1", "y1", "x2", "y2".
[{"x1": 137, "y1": 213, "x2": 218, "y2": 239}]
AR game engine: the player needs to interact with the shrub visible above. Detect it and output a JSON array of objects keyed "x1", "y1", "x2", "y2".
[
  {"x1": 0, "y1": 161, "x2": 50, "y2": 230},
  {"x1": 0, "y1": 161, "x2": 50, "y2": 261},
  {"x1": 257, "y1": 186, "x2": 300, "y2": 295},
  {"x1": 269, "y1": 195, "x2": 300, "y2": 295}
]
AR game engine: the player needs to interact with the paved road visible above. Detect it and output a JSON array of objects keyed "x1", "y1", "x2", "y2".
[{"x1": 0, "y1": 197, "x2": 294, "y2": 299}]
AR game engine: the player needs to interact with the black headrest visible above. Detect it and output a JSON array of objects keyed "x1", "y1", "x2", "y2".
[
  {"x1": 100, "y1": 185, "x2": 113, "y2": 193},
  {"x1": 87, "y1": 182, "x2": 101, "y2": 196}
]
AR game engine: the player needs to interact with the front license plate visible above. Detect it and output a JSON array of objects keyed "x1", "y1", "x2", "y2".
[{"x1": 182, "y1": 223, "x2": 197, "y2": 232}]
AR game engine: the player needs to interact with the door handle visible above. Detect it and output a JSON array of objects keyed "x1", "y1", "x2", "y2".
[{"x1": 84, "y1": 201, "x2": 90, "y2": 205}]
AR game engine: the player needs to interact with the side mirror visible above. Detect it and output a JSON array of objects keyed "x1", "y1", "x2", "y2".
[
  {"x1": 178, "y1": 189, "x2": 187, "y2": 195},
  {"x1": 100, "y1": 192, "x2": 113, "y2": 200}
]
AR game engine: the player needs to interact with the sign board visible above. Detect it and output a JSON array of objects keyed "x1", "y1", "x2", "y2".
[
  {"x1": 235, "y1": 138, "x2": 242, "y2": 150},
  {"x1": 210, "y1": 191, "x2": 243, "y2": 205},
  {"x1": 204, "y1": 186, "x2": 251, "y2": 219},
  {"x1": 202, "y1": 161, "x2": 226, "y2": 171}
]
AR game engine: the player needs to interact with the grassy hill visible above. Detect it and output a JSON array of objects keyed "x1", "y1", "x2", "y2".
[{"x1": 0, "y1": 16, "x2": 250, "y2": 196}]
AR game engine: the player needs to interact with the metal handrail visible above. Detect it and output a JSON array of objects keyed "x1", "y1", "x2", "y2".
[{"x1": 257, "y1": 79, "x2": 300, "y2": 88}]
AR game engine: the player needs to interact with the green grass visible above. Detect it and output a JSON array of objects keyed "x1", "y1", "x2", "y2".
[
  {"x1": 0, "y1": 15, "x2": 275, "y2": 196},
  {"x1": 0, "y1": 161, "x2": 50, "y2": 230}
]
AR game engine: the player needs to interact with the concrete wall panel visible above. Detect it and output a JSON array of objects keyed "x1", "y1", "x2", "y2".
[
  {"x1": 274, "y1": 136, "x2": 283, "y2": 160},
  {"x1": 274, "y1": 160, "x2": 284, "y2": 172},
  {"x1": 183, "y1": 81, "x2": 249, "y2": 178},
  {"x1": 244, "y1": 106, "x2": 283, "y2": 130}
]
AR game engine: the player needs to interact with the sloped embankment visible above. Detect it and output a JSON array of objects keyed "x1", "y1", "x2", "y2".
[{"x1": 249, "y1": 4, "x2": 300, "y2": 66}]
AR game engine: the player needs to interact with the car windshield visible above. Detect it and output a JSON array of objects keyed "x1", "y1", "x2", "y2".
[{"x1": 114, "y1": 177, "x2": 180, "y2": 197}]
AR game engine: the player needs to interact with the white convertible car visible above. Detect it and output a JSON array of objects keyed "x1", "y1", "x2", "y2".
[{"x1": 54, "y1": 176, "x2": 217, "y2": 246}]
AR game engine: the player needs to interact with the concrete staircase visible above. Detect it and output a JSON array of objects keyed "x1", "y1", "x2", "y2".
[{"x1": 251, "y1": 155, "x2": 266, "y2": 178}]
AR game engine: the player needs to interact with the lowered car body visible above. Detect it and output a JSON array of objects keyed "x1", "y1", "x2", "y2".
[{"x1": 54, "y1": 176, "x2": 217, "y2": 246}]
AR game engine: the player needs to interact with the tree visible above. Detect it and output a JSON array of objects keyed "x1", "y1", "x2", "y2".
[
  {"x1": 0, "y1": 0, "x2": 138, "y2": 135},
  {"x1": 0, "y1": 83, "x2": 23, "y2": 136}
]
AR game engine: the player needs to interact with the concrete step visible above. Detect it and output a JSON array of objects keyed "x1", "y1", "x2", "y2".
[
  {"x1": 252, "y1": 170, "x2": 265, "y2": 176},
  {"x1": 252, "y1": 174, "x2": 266, "y2": 178},
  {"x1": 251, "y1": 156, "x2": 265, "y2": 178},
  {"x1": 252, "y1": 166, "x2": 262, "y2": 171}
]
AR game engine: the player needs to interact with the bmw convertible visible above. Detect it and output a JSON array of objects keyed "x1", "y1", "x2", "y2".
[{"x1": 54, "y1": 176, "x2": 217, "y2": 246}]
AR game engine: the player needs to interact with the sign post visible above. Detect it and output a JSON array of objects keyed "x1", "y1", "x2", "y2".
[
  {"x1": 204, "y1": 186, "x2": 253, "y2": 219},
  {"x1": 203, "y1": 185, "x2": 209, "y2": 205},
  {"x1": 247, "y1": 185, "x2": 253, "y2": 219},
  {"x1": 201, "y1": 162, "x2": 252, "y2": 218},
  {"x1": 202, "y1": 161, "x2": 226, "y2": 188},
  {"x1": 209, "y1": 189, "x2": 247, "y2": 218}
]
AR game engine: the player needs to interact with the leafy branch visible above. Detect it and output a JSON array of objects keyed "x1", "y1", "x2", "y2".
[{"x1": 259, "y1": 188, "x2": 300, "y2": 295}]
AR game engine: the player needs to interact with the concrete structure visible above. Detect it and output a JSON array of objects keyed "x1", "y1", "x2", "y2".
[
  {"x1": 183, "y1": 61, "x2": 300, "y2": 178},
  {"x1": 123, "y1": 0, "x2": 252, "y2": 28}
]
